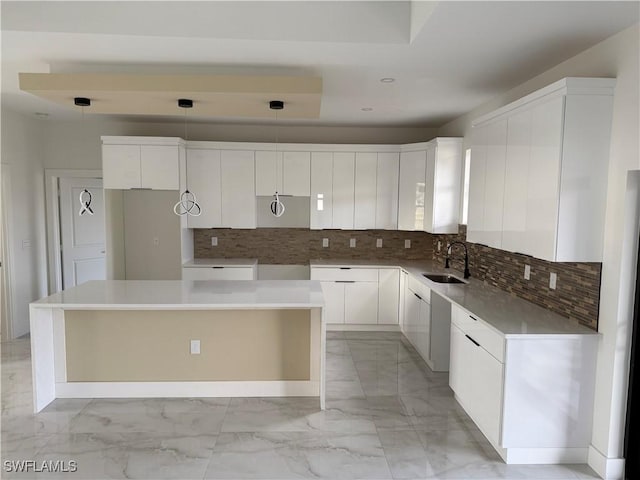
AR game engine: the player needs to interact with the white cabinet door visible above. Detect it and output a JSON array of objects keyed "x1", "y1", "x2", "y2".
[
  {"x1": 467, "y1": 126, "x2": 487, "y2": 244},
  {"x1": 527, "y1": 97, "x2": 563, "y2": 261},
  {"x1": 345, "y1": 282, "x2": 378, "y2": 324},
  {"x1": 378, "y1": 268, "x2": 400, "y2": 325},
  {"x1": 423, "y1": 144, "x2": 436, "y2": 233},
  {"x1": 398, "y1": 150, "x2": 426, "y2": 231},
  {"x1": 140, "y1": 145, "x2": 180, "y2": 190},
  {"x1": 332, "y1": 153, "x2": 355, "y2": 229},
  {"x1": 399, "y1": 270, "x2": 408, "y2": 332},
  {"x1": 320, "y1": 281, "x2": 345, "y2": 324},
  {"x1": 354, "y1": 153, "x2": 377, "y2": 229},
  {"x1": 376, "y1": 152, "x2": 399, "y2": 229},
  {"x1": 404, "y1": 290, "x2": 421, "y2": 351},
  {"x1": 483, "y1": 120, "x2": 508, "y2": 249},
  {"x1": 417, "y1": 298, "x2": 431, "y2": 362},
  {"x1": 220, "y1": 150, "x2": 256, "y2": 228},
  {"x1": 283, "y1": 151, "x2": 310, "y2": 196},
  {"x1": 449, "y1": 323, "x2": 465, "y2": 396},
  {"x1": 255, "y1": 150, "x2": 281, "y2": 196},
  {"x1": 310, "y1": 152, "x2": 333, "y2": 229},
  {"x1": 469, "y1": 338, "x2": 504, "y2": 445},
  {"x1": 102, "y1": 144, "x2": 141, "y2": 189},
  {"x1": 186, "y1": 149, "x2": 222, "y2": 228},
  {"x1": 502, "y1": 109, "x2": 531, "y2": 253}
]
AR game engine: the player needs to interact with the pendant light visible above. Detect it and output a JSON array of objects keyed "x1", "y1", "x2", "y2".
[
  {"x1": 270, "y1": 100, "x2": 285, "y2": 217},
  {"x1": 75, "y1": 97, "x2": 94, "y2": 216},
  {"x1": 173, "y1": 98, "x2": 202, "y2": 217}
]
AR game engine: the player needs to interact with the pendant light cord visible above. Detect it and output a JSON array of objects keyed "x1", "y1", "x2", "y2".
[{"x1": 174, "y1": 99, "x2": 201, "y2": 216}]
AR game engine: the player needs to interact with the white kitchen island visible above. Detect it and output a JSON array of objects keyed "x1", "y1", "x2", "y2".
[{"x1": 29, "y1": 280, "x2": 325, "y2": 413}]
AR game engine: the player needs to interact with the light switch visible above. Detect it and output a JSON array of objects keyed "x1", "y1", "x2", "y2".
[
  {"x1": 350, "y1": 238, "x2": 356, "y2": 248},
  {"x1": 376, "y1": 239, "x2": 383, "y2": 248},
  {"x1": 524, "y1": 265, "x2": 531, "y2": 280},
  {"x1": 322, "y1": 238, "x2": 329, "y2": 248},
  {"x1": 405, "y1": 239, "x2": 411, "y2": 249},
  {"x1": 190, "y1": 340, "x2": 201, "y2": 355},
  {"x1": 437, "y1": 241, "x2": 442, "y2": 252},
  {"x1": 211, "y1": 237, "x2": 218, "y2": 246},
  {"x1": 21, "y1": 240, "x2": 31, "y2": 249},
  {"x1": 549, "y1": 272, "x2": 557, "y2": 290}
]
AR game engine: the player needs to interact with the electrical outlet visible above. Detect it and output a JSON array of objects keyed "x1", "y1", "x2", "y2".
[
  {"x1": 322, "y1": 238, "x2": 329, "y2": 248},
  {"x1": 549, "y1": 272, "x2": 557, "y2": 290},
  {"x1": 437, "y1": 241, "x2": 442, "y2": 252},
  {"x1": 350, "y1": 238, "x2": 356, "y2": 248},
  {"x1": 376, "y1": 238, "x2": 383, "y2": 248},
  {"x1": 211, "y1": 237, "x2": 218, "y2": 246},
  {"x1": 21, "y1": 240, "x2": 31, "y2": 249},
  {"x1": 524, "y1": 265, "x2": 531, "y2": 280},
  {"x1": 153, "y1": 237, "x2": 160, "y2": 246},
  {"x1": 190, "y1": 340, "x2": 201, "y2": 355},
  {"x1": 404, "y1": 239, "x2": 411, "y2": 249}
]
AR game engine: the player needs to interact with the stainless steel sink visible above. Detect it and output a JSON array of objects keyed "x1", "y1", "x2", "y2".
[{"x1": 422, "y1": 273, "x2": 467, "y2": 284}]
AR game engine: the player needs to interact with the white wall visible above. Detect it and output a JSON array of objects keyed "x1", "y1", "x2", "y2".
[
  {"x1": 42, "y1": 117, "x2": 438, "y2": 170},
  {"x1": 1, "y1": 107, "x2": 47, "y2": 338},
  {"x1": 439, "y1": 23, "x2": 640, "y2": 479}
]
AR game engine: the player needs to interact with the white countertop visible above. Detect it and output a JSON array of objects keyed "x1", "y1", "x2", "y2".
[
  {"x1": 32, "y1": 280, "x2": 324, "y2": 310},
  {"x1": 183, "y1": 258, "x2": 258, "y2": 268},
  {"x1": 310, "y1": 259, "x2": 597, "y2": 337}
]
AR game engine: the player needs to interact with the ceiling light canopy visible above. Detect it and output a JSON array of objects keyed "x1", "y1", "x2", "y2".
[
  {"x1": 380, "y1": 77, "x2": 395, "y2": 83},
  {"x1": 19, "y1": 73, "x2": 322, "y2": 119}
]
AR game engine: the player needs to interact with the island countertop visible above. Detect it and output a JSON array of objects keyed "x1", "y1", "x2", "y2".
[{"x1": 32, "y1": 280, "x2": 324, "y2": 310}]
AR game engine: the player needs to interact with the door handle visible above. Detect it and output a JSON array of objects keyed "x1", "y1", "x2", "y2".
[
  {"x1": 212, "y1": 266, "x2": 225, "y2": 269},
  {"x1": 465, "y1": 334, "x2": 480, "y2": 347},
  {"x1": 339, "y1": 267, "x2": 352, "y2": 270},
  {"x1": 414, "y1": 292, "x2": 422, "y2": 300},
  {"x1": 469, "y1": 315, "x2": 478, "y2": 321},
  {"x1": 335, "y1": 280, "x2": 355, "y2": 283}
]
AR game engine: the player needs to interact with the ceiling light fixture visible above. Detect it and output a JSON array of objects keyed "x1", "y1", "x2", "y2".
[
  {"x1": 361, "y1": 107, "x2": 373, "y2": 111},
  {"x1": 74, "y1": 97, "x2": 94, "y2": 217},
  {"x1": 380, "y1": 77, "x2": 395, "y2": 83},
  {"x1": 173, "y1": 98, "x2": 202, "y2": 217},
  {"x1": 269, "y1": 100, "x2": 286, "y2": 218}
]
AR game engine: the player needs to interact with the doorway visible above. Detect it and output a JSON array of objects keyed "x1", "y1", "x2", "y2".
[
  {"x1": 1, "y1": 163, "x2": 15, "y2": 340},
  {"x1": 624, "y1": 229, "x2": 640, "y2": 479},
  {"x1": 45, "y1": 169, "x2": 105, "y2": 292}
]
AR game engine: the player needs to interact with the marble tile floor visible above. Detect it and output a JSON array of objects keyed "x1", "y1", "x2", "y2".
[{"x1": 1, "y1": 332, "x2": 600, "y2": 479}]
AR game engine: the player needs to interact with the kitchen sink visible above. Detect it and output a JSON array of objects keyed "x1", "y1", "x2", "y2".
[{"x1": 422, "y1": 273, "x2": 467, "y2": 284}]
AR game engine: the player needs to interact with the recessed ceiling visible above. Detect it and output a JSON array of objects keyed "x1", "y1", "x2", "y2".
[{"x1": 2, "y1": 1, "x2": 638, "y2": 127}]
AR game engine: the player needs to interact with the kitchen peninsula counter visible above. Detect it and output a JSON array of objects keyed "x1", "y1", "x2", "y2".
[{"x1": 30, "y1": 280, "x2": 325, "y2": 413}]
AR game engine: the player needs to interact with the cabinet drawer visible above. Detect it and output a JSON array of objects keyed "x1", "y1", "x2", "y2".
[
  {"x1": 310, "y1": 267, "x2": 378, "y2": 282},
  {"x1": 182, "y1": 267, "x2": 254, "y2": 281},
  {"x1": 451, "y1": 304, "x2": 504, "y2": 363},
  {"x1": 407, "y1": 275, "x2": 431, "y2": 303}
]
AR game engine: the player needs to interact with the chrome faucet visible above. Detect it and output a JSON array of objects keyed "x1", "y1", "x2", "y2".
[{"x1": 445, "y1": 241, "x2": 470, "y2": 279}]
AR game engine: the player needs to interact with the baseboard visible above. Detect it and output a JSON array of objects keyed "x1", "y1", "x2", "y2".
[
  {"x1": 588, "y1": 445, "x2": 625, "y2": 479},
  {"x1": 504, "y1": 447, "x2": 588, "y2": 464},
  {"x1": 327, "y1": 324, "x2": 401, "y2": 332}
]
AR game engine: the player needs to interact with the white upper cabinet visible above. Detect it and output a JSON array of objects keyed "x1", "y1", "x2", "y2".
[
  {"x1": 310, "y1": 152, "x2": 333, "y2": 230},
  {"x1": 468, "y1": 77, "x2": 615, "y2": 261},
  {"x1": 255, "y1": 150, "x2": 281, "y2": 196},
  {"x1": 398, "y1": 150, "x2": 426, "y2": 231},
  {"x1": 354, "y1": 152, "x2": 377, "y2": 229},
  {"x1": 255, "y1": 150, "x2": 310, "y2": 196},
  {"x1": 399, "y1": 139, "x2": 463, "y2": 233},
  {"x1": 376, "y1": 152, "x2": 399, "y2": 230},
  {"x1": 186, "y1": 148, "x2": 221, "y2": 229},
  {"x1": 102, "y1": 137, "x2": 181, "y2": 190},
  {"x1": 424, "y1": 139, "x2": 463, "y2": 234},
  {"x1": 332, "y1": 152, "x2": 355, "y2": 229},
  {"x1": 282, "y1": 151, "x2": 311, "y2": 196},
  {"x1": 220, "y1": 150, "x2": 256, "y2": 229}
]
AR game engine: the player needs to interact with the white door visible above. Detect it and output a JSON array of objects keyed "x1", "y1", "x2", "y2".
[
  {"x1": 345, "y1": 282, "x2": 378, "y2": 324},
  {"x1": 59, "y1": 177, "x2": 106, "y2": 288},
  {"x1": 332, "y1": 153, "x2": 355, "y2": 229},
  {"x1": 310, "y1": 152, "x2": 333, "y2": 229},
  {"x1": 1, "y1": 164, "x2": 14, "y2": 340}
]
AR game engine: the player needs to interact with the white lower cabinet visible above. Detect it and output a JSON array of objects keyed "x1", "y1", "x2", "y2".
[
  {"x1": 449, "y1": 303, "x2": 598, "y2": 464},
  {"x1": 311, "y1": 267, "x2": 401, "y2": 326},
  {"x1": 182, "y1": 266, "x2": 256, "y2": 280}
]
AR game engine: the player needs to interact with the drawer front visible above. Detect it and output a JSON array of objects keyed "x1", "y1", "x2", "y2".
[
  {"x1": 407, "y1": 275, "x2": 431, "y2": 303},
  {"x1": 451, "y1": 304, "x2": 504, "y2": 363},
  {"x1": 310, "y1": 267, "x2": 378, "y2": 282},
  {"x1": 182, "y1": 267, "x2": 254, "y2": 281}
]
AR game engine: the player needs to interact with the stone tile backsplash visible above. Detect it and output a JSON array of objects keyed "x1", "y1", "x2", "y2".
[
  {"x1": 194, "y1": 228, "x2": 434, "y2": 265},
  {"x1": 193, "y1": 225, "x2": 601, "y2": 330},
  {"x1": 432, "y1": 225, "x2": 601, "y2": 330}
]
